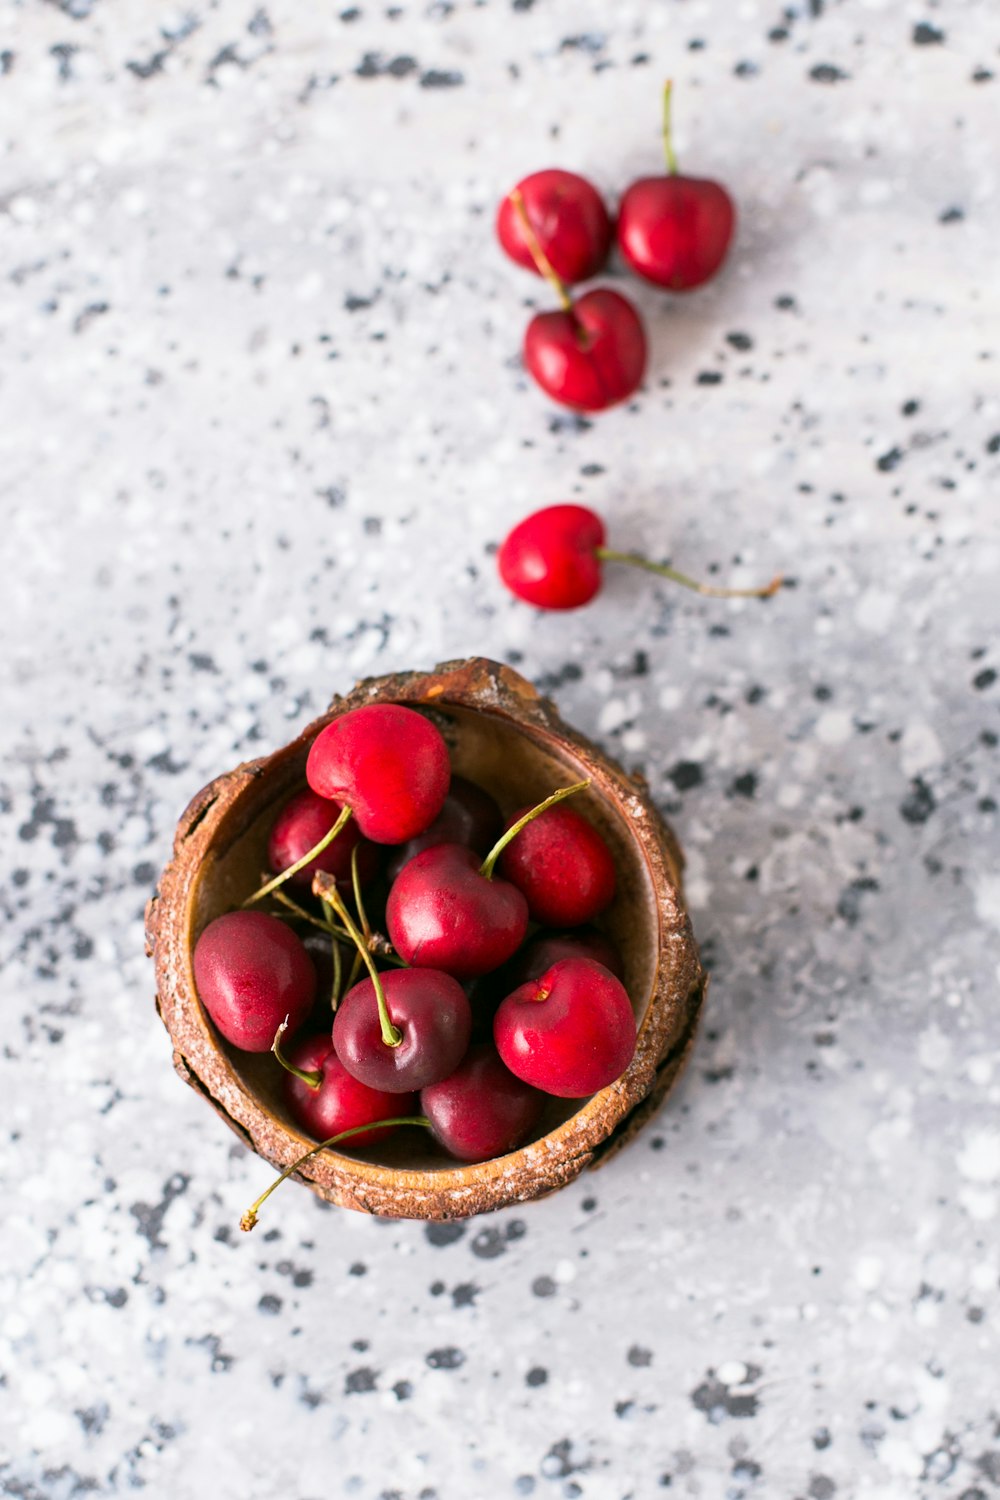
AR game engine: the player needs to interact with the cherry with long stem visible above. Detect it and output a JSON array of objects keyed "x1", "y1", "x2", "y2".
[
  {"x1": 240, "y1": 1115, "x2": 431, "y2": 1231},
  {"x1": 480, "y1": 780, "x2": 590, "y2": 879},
  {"x1": 243, "y1": 804, "x2": 353, "y2": 908},
  {"x1": 314, "y1": 872, "x2": 403, "y2": 1048},
  {"x1": 596, "y1": 547, "x2": 782, "y2": 600},
  {"x1": 271, "y1": 1016, "x2": 322, "y2": 1090}
]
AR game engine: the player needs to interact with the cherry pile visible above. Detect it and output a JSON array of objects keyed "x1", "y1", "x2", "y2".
[
  {"x1": 189, "y1": 703, "x2": 635, "y2": 1229},
  {"x1": 497, "y1": 82, "x2": 735, "y2": 412}
]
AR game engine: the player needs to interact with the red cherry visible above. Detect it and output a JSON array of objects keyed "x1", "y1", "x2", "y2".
[
  {"x1": 193, "y1": 910, "x2": 315, "y2": 1053},
  {"x1": 494, "y1": 957, "x2": 636, "y2": 1098},
  {"x1": 281, "y1": 1032, "x2": 416, "y2": 1145},
  {"x1": 499, "y1": 803, "x2": 615, "y2": 928},
  {"x1": 616, "y1": 81, "x2": 735, "y2": 292},
  {"x1": 306, "y1": 704, "x2": 450, "y2": 845},
  {"x1": 496, "y1": 169, "x2": 612, "y2": 286},
  {"x1": 498, "y1": 503, "x2": 782, "y2": 611},
  {"x1": 421, "y1": 1044, "x2": 544, "y2": 1163},
  {"x1": 498, "y1": 503, "x2": 604, "y2": 609},
  {"x1": 267, "y1": 788, "x2": 379, "y2": 890},
  {"x1": 523, "y1": 289, "x2": 647, "y2": 412},
  {"x1": 386, "y1": 844, "x2": 529, "y2": 980},
  {"x1": 505, "y1": 928, "x2": 625, "y2": 987},
  {"x1": 332, "y1": 967, "x2": 472, "y2": 1093},
  {"x1": 618, "y1": 176, "x2": 734, "y2": 291},
  {"x1": 385, "y1": 775, "x2": 502, "y2": 883}
]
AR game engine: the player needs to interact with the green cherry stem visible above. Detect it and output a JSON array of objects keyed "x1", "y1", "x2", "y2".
[
  {"x1": 662, "y1": 79, "x2": 679, "y2": 176},
  {"x1": 268, "y1": 885, "x2": 351, "y2": 942},
  {"x1": 596, "y1": 549, "x2": 783, "y2": 600},
  {"x1": 313, "y1": 871, "x2": 403, "y2": 1048},
  {"x1": 271, "y1": 1017, "x2": 322, "y2": 1091},
  {"x1": 508, "y1": 187, "x2": 574, "y2": 313},
  {"x1": 330, "y1": 931, "x2": 343, "y2": 1011},
  {"x1": 479, "y1": 780, "x2": 590, "y2": 880},
  {"x1": 351, "y1": 843, "x2": 371, "y2": 941},
  {"x1": 240, "y1": 1116, "x2": 431, "y2": 1231},
  {"x1": 243, "y1": 804, "x2": 353, "y2": 907}
]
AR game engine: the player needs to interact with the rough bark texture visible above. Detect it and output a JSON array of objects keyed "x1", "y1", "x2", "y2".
[{"x1": 146, "y1": 658, "x2": 704, "y2": 1220}]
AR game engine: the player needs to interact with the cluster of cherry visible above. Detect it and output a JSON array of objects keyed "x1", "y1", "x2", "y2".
[
  {"x1": 497, "y1": 83, "x2": 735, "y2": 413},
  {"x1": 190, "y1": 704, "x2": 635, "y2": 1228}
]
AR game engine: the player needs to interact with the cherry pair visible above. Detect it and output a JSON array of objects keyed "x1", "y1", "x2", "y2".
[{"x1": 497, "y1": 83, "x2": 735, "y2": 411}]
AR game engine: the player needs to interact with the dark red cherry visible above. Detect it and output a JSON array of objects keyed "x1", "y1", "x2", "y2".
[
  {"x1": 496, "y1": 169, "x2": 612, "y2": 286},
  {"x1": 499, "y1": 802, "x2": 615, "y2": 927},
  {"x1": 306, "y1": 704, "x2": 450, "y2": 845},
  {"x1": 281, "y1": 1032, "x2": 416, "y2": 1145},
  {"x1": 505, "y1": 928, "x2": 625, "y2": 988},
  {"x1": 421, "y1": 1044, "x2": 544, "y2": 1163},
  {"x1": 385, "y1": 776, "x2": 503, "y2": 883},
  {"x1": 193, "y1": 909, "x2": 315, "y2": 1053},
  {"x1": 494, "y1": 957, "x2": 636, "y2": 1098},
  {"x1": 386, "y1": 844, "x2": 529, "y2": 980},
  {"x1": 267, "y1": 787, "x2": 379, "y2": 890},
  {"x1": 498, "y1": 503, "x2": 782, "y2": 611},
  {"x1": 332, "y1": 967, "x2": 471, "y2": 1093},
  {"x1": 523, "y1": 289, "x2": 647, "y2": 413},
  {"x1": 616, "y1": 81, "x2": 735, "y2": 291}
]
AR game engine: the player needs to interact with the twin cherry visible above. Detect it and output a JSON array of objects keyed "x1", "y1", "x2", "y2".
[
  {"x1": 190, "y1": 704, "x2": 636, "y2": 1227},
  {"x1": 497, "y1": 83, "x2": 735, "y2": 412}
]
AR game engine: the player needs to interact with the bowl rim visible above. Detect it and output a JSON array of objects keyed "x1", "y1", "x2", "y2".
[{"x1": 146, "y1": 657, "x2": 705, "y2": 1219}]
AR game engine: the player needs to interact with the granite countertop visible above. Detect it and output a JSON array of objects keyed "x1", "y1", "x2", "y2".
[{"x1": 3, "y1": 2, "x2": 999, "y2": 1496}]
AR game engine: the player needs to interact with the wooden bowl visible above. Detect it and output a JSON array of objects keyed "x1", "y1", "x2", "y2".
[{"x1": 145, "y1": 658, "x2": 705, "y2": 1221}]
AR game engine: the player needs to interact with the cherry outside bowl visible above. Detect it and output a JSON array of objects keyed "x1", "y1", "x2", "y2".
[{"x1": 145, "y1": 658, "x2": 705, "y2": 1221}]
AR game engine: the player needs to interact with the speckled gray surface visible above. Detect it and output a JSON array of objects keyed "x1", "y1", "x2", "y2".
[{"x1": 3, "y1": 1, "x2": 1000, "y2": 1496}]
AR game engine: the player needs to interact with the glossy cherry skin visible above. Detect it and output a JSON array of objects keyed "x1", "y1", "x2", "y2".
[
  {"x1": 306, "y1": 704, "x2": 450, "y2": 845},
  {"x1": 386, "y1": 844, "x2": 529, "y2": 980},
  {"x1": 524, "y1": 289, "x2": 647, "y2": 413},
  {"x1": 421, "y1": 1044, "x2": 545, "y2": 1163},
  {"x1": 505, "y1": 928, "x2": 625, "y2": 988},
  {"x1": 498, "y1": 503, "x2": 605, "y2": 610},
  {"x1": 193, "y1": 910, "x2": 316, "y2": 1053},
  {"x1": 385, "y1": 776, "x2": 503, "y2": 883},
  {"x1": 499, "y1": 803, "x2": 615, "y2": 927},
  {"x1": 332, "y1": 967, "x2": 471, "y2": 1093},
  {"x1": 282, "y1": 1033, "x2": 416, "y2": 1145},
  {"x1": 267, "y1": 787, "x2": 380, "y2": 890},
  {"x1": 617, "y1": 175, "x2": 735, "y2": 291},
  {"x1": 494, "y1": 957, "x2": 636, "y2": 1098},
  {"x1": 496, "y1": 169, "x2": 613, "y2": 286}
]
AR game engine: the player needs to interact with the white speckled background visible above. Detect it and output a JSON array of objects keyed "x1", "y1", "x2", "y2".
[{"x1": 3, "y1": 1, "x2": 999, "y2": 1496}]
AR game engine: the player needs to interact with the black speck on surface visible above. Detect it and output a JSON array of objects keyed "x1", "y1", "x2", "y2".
[
  {"x1": 258, "y1": 1293, "x2": 281, "y2": 1315},
  {"x1": 470, "y1": 1219, "x2": 526, "y2": 1258},
  {"x1": 913, "y1": 22, "x2": 945, "y2": 45},
  {"x1": 667, "y1": 761, "x2": 703, "y2": 792},
  {"x1": 420, "y1": 69, "x2": 464, "y2": 87},
  {"x1": 973, "y1": 668, "x2": 997, "y2": 690},
  {"x1": 130, "y1": 1173, "x2": 189, "y2": 1250},
  {"x1": 532, "y1": 1275, "x2": 556, "y2": 1297},
  {"x1": 526, "y1": 1366, "x2": 548, "y2": 1386},
  {"x1": 691, "y1": 1371, "x2": 760, "y2": 1421},
  {"x1": 726, "y1": 331, "x2": 753, "y2": 351},
  {"x1": 627, "y1": 1345, "x2": 653, "y2": 1367},
  {"x1": 426, "y1": 1347, "x2": 465, "y2": 1370},
  {"x1": 728, "y1": 772, "x2": 757, "y2": 799},
  {"x1": 900, "y1": 777, "x2": 936, "y2": 824},
  {"x1": 345, "y1": 1366, "x2": 379, "y2": 1393},
  {"x1": 809, "y1": 63, "x2": 849, "y2": 83},
  {"x1": 876, "y1": 447, "x2": 904, "y2": 472},
  {"x1": 425, "y1": 1221, "x2": 465, "y2": 1247},
  {"x1": 939, "y1": 205, "x2": 965, "y2": 224},
  {"x1": 696, "y1": 371, "x2": 723, "y2": 386}
]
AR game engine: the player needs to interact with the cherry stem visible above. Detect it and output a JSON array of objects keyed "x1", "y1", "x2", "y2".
[
  {"x1": 330, "y1": 932, "x2": 342, "y2": 1011},
  {"x1": 271, "y1": 1017, "x2": 322, "y2": 1091},
  {"x1": 351, "y1": 843, "x2": 371, "y2": 941},
  {"x1": 508, "y1": 187, "x2": 573, "y2": 313},
  {"x1": 596, "y1": 548, "x2": 783, "y2": 601},
  {"x1": 240, "y1": 1115, "x2": 431, "y2": 1231},
  {"x1": 480, "y1": 780, "x2": 590, "y2": 880},
  {"x1": 243, "y1": 804, "x2": 353, "y2": 908},
  {"x1": 268, "y1": 885, "x2": 351, "y2": 943},
  {"x1": 314, "y1": 872, "x2": 403, "y2": 1048},
  {"x1": 662, "y1": 79, "x2": 679, "y2": 176}
]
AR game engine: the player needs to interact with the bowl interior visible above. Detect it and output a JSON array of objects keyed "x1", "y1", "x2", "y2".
[{"x1": 184, "y1": 703, "x2": 659, "y2": 1172}]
